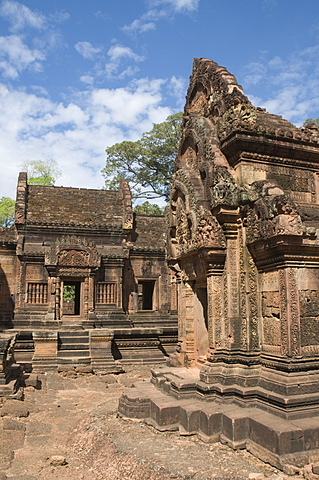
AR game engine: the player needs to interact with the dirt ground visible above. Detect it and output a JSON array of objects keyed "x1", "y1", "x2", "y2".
[{"x1": 0, "y1": 365, "x2": 298, "y2": 480}]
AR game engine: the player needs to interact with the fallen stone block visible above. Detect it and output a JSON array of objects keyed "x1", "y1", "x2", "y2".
[
  {"x1": 49, "y1": 455, "x2": 67, "y2": 466},
  {"x1": 0, "y1": 401, "x2": 29, "y2": 418},
  {"x1": 2, "y1": 417, "x2": 26, "y2": 431}
]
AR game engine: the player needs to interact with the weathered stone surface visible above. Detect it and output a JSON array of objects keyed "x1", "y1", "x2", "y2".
[
  {"x1": 0, "y1": 402, "x2": 29, "y2": 418},
  {"x1": 0, "y1": 173, "x2": 178, "y2": 368},
  {"x1": 2, "y1": 417, "x2": 25, "y2": 431},
  {"x1": 119, "y1": 57, "x2": 319, "y2": 471},
  {"x1": 49, "y1": 455, "x2": 67, "y2": 466}
]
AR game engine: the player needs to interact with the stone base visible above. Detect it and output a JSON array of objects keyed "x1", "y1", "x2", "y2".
[
  {"x1": 118, "y1": 366, "x2": 319, "y2": 470},
  {"x1": 0, "y1": 378, "x2": 22, "y2": 398}
]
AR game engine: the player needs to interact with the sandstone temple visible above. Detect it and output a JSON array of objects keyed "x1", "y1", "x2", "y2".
[
  {"x1": 3, "y1": 56, "x2": 319, "y2": 470},
  {"x1": 0, "y1": 176, "x2": 178, "y2": 376},
  {"x1": 118, "y1": 58, "x2": 319, "y2": 470}
]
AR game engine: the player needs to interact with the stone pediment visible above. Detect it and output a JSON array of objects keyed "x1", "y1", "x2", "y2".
[{"x1": 45, "y1": 236, "x2": 100, "y2": 268}]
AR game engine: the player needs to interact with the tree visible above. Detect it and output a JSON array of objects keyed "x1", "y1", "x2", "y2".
[
  {"x1": 134, "y1": 201, "x2": 164, "y2": 215},
  {"x1": 21, "y1": 159, "x2": 61, "y2": 186},
  {"x1": 101, "y1": 112, "x2": 183, "y2": 201},
  {"x1": 0, "y1": 196, "x2": 15, "y2": 228},
  {"x1": 303, "y1": 118, "x2": 319, "y2": 127}
]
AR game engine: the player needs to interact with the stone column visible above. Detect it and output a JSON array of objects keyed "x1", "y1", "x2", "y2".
[
  {"x1": 32, "y1": 331, "x2": 58, "y2": 372},
  {"x1": 89, "y1": 330, "x2": 123, "y2": 374},
  {"x1": 278, "y1": 267, "x2": 301, "y2": 357},
  {"x1": 216, "y1": 208, "x2": 241, "y2": 350},
  {"x1": 55, "y1": 277, "x2": 61, "y2": 320},
  {"x1": 178, "y1": 281, "x2": 196, "y2": 365},
  {"x1": 207, "y1": 266, "x2": 224, "y2": 351},
  {"x1": 83, "y1": 277, "x2": 89, "y2": 318}
]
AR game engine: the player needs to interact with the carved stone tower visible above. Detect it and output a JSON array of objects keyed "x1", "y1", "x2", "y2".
[{"x1": 119, "y1": 58, "x2": 319, "y2": 470}]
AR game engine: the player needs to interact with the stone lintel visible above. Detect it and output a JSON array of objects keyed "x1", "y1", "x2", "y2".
[
  {"x1": 220, "y1": 130, "x2": 319, "y2": 168},
  {"x1": 248, "y1": 236, "x2": 319, "y2": 271}
]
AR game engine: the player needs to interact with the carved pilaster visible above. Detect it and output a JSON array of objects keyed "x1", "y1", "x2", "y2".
[
  {"x1": 278, "y1": 268, "x2": 301, "y2": 357},
  {"x1": 207, "y1": 271, "x2": 224, "y2": 350},
  {"x1": 55, "y1": 278, "x2": 61, "y2": 320}
]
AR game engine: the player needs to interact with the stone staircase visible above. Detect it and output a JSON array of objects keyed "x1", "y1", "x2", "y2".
[{"x1": 57, "y1": 331, "x2": 90, "y2": 366}]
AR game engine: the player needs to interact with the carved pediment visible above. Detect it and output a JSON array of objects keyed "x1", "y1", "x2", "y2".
[
  {"x1": 45, "y1": 236, "x2": 100, "y2": 268},
  {"x1": 58, "y1": 249, "x2": 89, "y2": 267}
]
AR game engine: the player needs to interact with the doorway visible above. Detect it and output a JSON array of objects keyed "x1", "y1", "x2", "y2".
[
  {"x1": 62, "y1": 280, "x2": 81, "y2": 316},
  {"x1": 138, "y1": 281, "x2": 155, "y2": 310}
]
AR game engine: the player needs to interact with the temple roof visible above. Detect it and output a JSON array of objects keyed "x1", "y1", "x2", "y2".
[
  {"x1": 25, "y1": 185, "x2": 124, "y2": 228},
  {"x1": 133, "y1": 214, "x2": 166, "y2": 252}
]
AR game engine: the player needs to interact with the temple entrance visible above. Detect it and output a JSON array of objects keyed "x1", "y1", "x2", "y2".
[
  {"x1": 62, "y1": 280, "x2": 81, "y2": 316},
  {"x1": 194, "y1": 284, "x2": 209, "y2": 358},
  {"x1": 138, "y1": 280, "x2": 155, "y2": 310}
]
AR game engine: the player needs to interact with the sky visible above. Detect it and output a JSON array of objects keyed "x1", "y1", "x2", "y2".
[{"x1": 1, "y1": 0, "x2": 319, "y2": 201}]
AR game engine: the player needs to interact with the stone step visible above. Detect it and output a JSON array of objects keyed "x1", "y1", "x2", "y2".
[
  {"x1": 57, "y1": 357, "x2": 91, "y2": 365},
  {"x1": 59, "y1": 337, "x2": 90, "y2": 345},
  {"x1": 58, "y1": 344, "x2": 90, "y2": 351},
  {"x1": 57, "y1": 350, "x2": 90, "y2": 358},
  {"x1": 59, "y1": 331, "x2": 89, "y2": 337}
]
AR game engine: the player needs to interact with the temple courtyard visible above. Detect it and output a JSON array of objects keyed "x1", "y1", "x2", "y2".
[{"x1": 0, "y1": 366, "x2": 304, "y2": 480}]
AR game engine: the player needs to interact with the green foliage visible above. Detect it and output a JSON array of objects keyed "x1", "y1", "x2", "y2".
[
  {"x1": 101, "y1": 112, "x2": 183, "y2": 201},
  {"x1": 21, "y1": 159, "x2": 61, "y2": 186},
  {"x1": 63, "y1": 285, "x2": 75, "y2": 301},
  {"x1": 0, "y1": 196, "x2": 15, "y2": 228},
  {"x1": 134, "y1": 201, "x2": 164, "y2": 215},
  {"x1": 303, "y1": 118, "x2": 319, "y2": 127}
]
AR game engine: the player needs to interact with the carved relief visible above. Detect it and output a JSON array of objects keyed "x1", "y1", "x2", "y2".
[
  {"x1": 244, "y1": 181, "x2": 303, "y2": 243},
  {"x1": 218, "y1": 103, "x2": 257, "y2": 141},
  {"x1": 195, "y1": 209, "x2": 226, "y2": 248},
  {"x1": 209, "y1": 165, "x2": 239, "y2": 209},
  {"x1": 58, "y1": 249, "x2": 89, "y2": 267},
  {"x1": 46, "y1": 236, "x2": 100, "y2": 269}
]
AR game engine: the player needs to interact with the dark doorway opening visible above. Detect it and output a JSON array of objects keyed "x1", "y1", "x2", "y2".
[
  {"x1": 197, "y1": 287, "x2": 208, "y2": 330},
  {"x1": 62, "y1": 281, "x2": 81, "y2": 316},
  {"x1": 138, "y1": 281, "x2": 155, "y2": 310}
]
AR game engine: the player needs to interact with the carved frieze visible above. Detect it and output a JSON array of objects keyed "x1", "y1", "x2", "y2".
[{"x1": 45, "y1": 236, "x2": 100, "y2": 271}]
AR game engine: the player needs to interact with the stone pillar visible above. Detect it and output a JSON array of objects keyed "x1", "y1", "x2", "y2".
[
  {"x1": 44, "y1": 276, "x2": 56, "y2": 322},
  {"x1": 216, "y1": 208, "x2": 241, "y2": 350},
  {"x1": 278, "y1": 267, "x2": 301, "y2": 357},
  {"x1": 207, "y1": 267, "x2": 224, "y2": 351},
  {"x1": 89, "y1": 330, "x2": 123, "y2": 374},
  {"x1": 178, "y1": 281, "x2": 196, "y2": 365},
  {"x1": 55, "y1": 277, "x2": 61, "y2": 320},
  {"x1": 32, "y1": 331, "x2": 58, "y2": 372},
  {"x1": 83, "y1": 277, "x2": 89, "y2": 317},
  {"x1": 88, "y1": 275, "x2": 94, "y2": 312}
]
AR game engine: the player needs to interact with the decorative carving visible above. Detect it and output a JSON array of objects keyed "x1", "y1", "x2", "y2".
[
  {"x1": 243, "y1": 180, "x2": 303, "y2": 243},
  {"x1": 58, "y1": 249, "x2": 89, "y2": 267},
  {"x1": 209, "y1": 165, "x2": 239, "y2": 209},
  {"x1": 45, "y1": 236, "x2": 100, "y2": 270},
  {"x1": 195, "y1": 208, "x2": 226, "y2": 248},
  {"x1": 218, "y1": 103, "x2": 257, "y2": 141}
]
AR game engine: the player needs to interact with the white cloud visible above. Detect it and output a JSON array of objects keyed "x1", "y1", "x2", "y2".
[
  {"x1": 123, "y1": 0, "x2": 199, "y2": 35},
  {"x1": 105, "y1": 44, "x2": 145, "y2": 79},
  {"x1": 75, "y1": 41, "x2": 101, "y2": 60},
  {"x1": 0, "y1": 0, "x2": 45, "y2": 32},
  {"x1": 150, "y1": 0, "x2": 199, "y2": 12},
  {"x1": 0, "y1": 77, "x2": 175, "y2": 198},
  {"x1": 122, "y1": 19, "x2": 156, "y2": 35},
  {"x1": 168, "y1": 76, "x2": 187, "y2": 108},
  {"x1": 0, "y1": 34, "x2": 45, "y2": 78},
  {"x1": 243, "y1": 44, "x2": 319, "y2": 124},
  {"x1": 80, "y1": 75, "x2": 94, "y2": 85},
  {"x1": 107, "y1": 45, "x2": 144, "y2": 63}
]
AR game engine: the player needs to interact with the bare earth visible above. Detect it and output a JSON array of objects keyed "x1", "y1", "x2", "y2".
[{"x1": 0, "y1": 366, "x2": 294, "y2": 480}]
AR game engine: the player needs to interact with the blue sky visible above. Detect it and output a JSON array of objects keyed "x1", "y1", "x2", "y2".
[{"x1": 1, "y1": 0, "x2": 319, "y2": 200}]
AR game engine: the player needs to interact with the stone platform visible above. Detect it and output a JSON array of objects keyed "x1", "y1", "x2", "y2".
[{"x1": 118, "y1": 366, "x2": 319, "y2": 471}]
